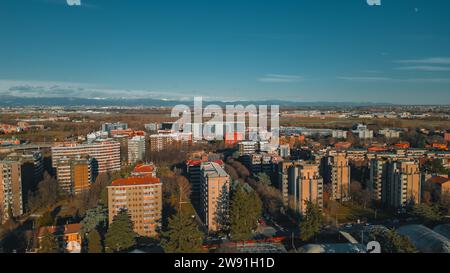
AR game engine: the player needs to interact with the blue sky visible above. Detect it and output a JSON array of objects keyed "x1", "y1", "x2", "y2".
[{"x1": 1, "y1": 0, "x2": 450, "y2": 104}]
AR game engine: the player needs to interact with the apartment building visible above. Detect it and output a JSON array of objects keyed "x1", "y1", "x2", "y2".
[
  {"x1": 127, "y1": 136, "x2": 146, "y2": 164},
  {"x1": 5, "y1": 151, "x2": 43, "y2": 210},
  {"x1": 187, "y1": 159, "x2": 224, "y2": 205},
  {"x1": 332, "y1": 130, "x2": 348, "y2": 139},
  {"x1": 56, "y1": 156, "x2": 93, "y2": 195},
  {"x1": 51, "y1": 140, "x2": 121, "y2": 174},
  {"x1": 379, "y1": 129, "x2": 401, "y2": 139},
  {"x1": 238, "y1": 141, "x2": 258, "y2": 155},
  {"x1": 101, "y1": 122, "x2": 128, "y2": 133},
  {"x1": 200, "y1": 162, "x2": 230, "y2": 232},
  {"x1": 287, "y1": 161, "x2": 323, "y2": 214},
  {"x1": 279, "y1": 144, "x2": 291, "y2": 158},
  {"x1": 369, "y1": 158, "x2": 388, "y2": 201},
  {"x1": 107, "y1": 176, "x2": 162, "y2": 237},
  {"x1": 149, "y1": 131, "x2": 192, "y2": 152},
  {"x1": 0, "y1": 161, "x2": 22, "y2": 223},
  {"x1": 385, "y1": 160, "x2": 421, "y2": 208},
  {"x1": 322, "y1": 153, "x2": 351, "y2": 201},
  {"x1": 278, "y1": 160, "x2": 302, "y2": 206}
]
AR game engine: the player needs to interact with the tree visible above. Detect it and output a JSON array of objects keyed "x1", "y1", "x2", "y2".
[
  {"x1": 440, "y1": 192, "x2": 450, "y2": 215},
  {"x1": 161, "y1": 211, "x2": 204, "y2": 253},
  {"x1": 256, "y1": 173, "x2": 272, "y2": 186},
  {"x1": 350, "y1": 181, "x2": 372, "y2": 208},
  {"x1": 214, "y1": 184, "x2": 230, "y2": 235},
  {"x1": 104, "y1": 210, "x2": 136, "y2": 253},
  {"x1": 87, "y1": 229, "x2": 103, "y2": 253},
  {"x1": 28, "y1": 172, "x2": 60, "y2": 211},
  {"x1": 37, "y1": 211, "x2": 55, "y2": 228},
  {"x1": 88, "y1": 173, "x2": 111, "y2": 208},
  {"x1": 157, "y1": 165, "x2": 171, "y2": 178},
  {"x1": 423, "y1": 159, "x2": 448, "y2": 175},
  {"x1": 39, "y1": 231, "x2": 60, "y2": 253},
  {"x1": 299, "y1": 201, "x2": 323, "y2": 242},
  {"x1": 228, "y1": 160, "x2": 250, "y2": 179},
  {"x1": 39, "y1": 172, "x2": 60, "y2": 206},
  {"x1": 80, "y1": 206, "x2": 108, "y2": 235},
  {"x1": 224, "y1": 164, "x2": 239, "y2": 181},
  {"x1": 411, "y1": 203, "x2": 443, "y2": 223},
  {"x1": 366, "y1": 228, "x2": 416, "y2": 253},
  {"x1": 162, "y1": 175, "x2": 192, "y2": 211},
  {"x1": 230, "y1": 184, "x2": 262, "y2": 241}
]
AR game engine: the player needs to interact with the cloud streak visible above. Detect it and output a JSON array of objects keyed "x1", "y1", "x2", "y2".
[
  {"x1": 395, "y1": 65, "x2": 450, "y2": 72},
  {"x1": 337, "y1": 76, "x2": 450, "y2": 83},
  {"x1": 258, "y1": 74, "x2": 304, "y2": 83},
  {"x1": 0, "y1": 79, "x2": 246, "y2": 101},
  {"x1": 396, "y1": 57, "x2": 450, "y2": 65}
]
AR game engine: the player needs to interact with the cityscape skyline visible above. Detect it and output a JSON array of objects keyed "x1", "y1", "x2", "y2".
[{"x1": 1, "y1": 0, "x2": 450, "y2": 104}]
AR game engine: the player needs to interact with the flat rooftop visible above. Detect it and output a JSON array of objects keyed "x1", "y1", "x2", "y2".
[{"x1": 201, "y1": 162, "x2": 228, "y2": 177}]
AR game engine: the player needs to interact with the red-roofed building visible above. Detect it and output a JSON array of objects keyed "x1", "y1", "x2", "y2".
[
  {"x1": 107, "y1": 176, "x2": 162, "y2": 237},
  {"x1": 395, "y1": 142, "x2": 410, "y2": 149},
  {"x1": 427, "y1": 175, "x2": 450, "y2": 197},
  {"x1": 368, "y1": 146, "x2": 388, "y2": 152},
  {"x1": 432, "y1": 143, "x2": 448, "y2": 151},
  {"x1": 131, "y1": 163, "x2": 157, "y2": 178},
  {"x1": 37, "y1": 224, "x2": 82, "y2": 253},
  {"x1": 334, "y1": 142, "x2": 352, "y2": 150}
]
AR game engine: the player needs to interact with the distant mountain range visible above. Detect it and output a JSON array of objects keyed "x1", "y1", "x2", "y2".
[{"x1": 0, "y1": 95, "x2": 394, "y2": 108}]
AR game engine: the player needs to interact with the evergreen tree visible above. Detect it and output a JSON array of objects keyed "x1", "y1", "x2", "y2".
[
  {"x1": 80, "y1": 205, "x2": 108, "y2": 235},
  {"x1": 299, "y1": 201, "x2": 323, "y2": 242},
  {"x1": 230, "y1": 184, "x2": 262, "y2": 241},
  {"x1": 87, "y1": 229, "x2": 103, "y2": 253},
  {"x1": 104, "y1": 210, "x2": 136, "y2": 253},
  {"x1": 214, "y1": 184, "x2": 230, "y2": 235},
  {"x1": 39, "y1": 231, "x2": 60, "y2": 253},
  {"x1": 161, "y1": 211, "x2": 204, "y2": 253},
  {"x1": 412, "y1": 203, "x2": 443, "y2": 223},
  {"x1": 366, "y1": 228, "x2": 416, "y2": 253}
]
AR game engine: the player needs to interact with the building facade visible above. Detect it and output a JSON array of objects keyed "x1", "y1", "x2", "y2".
[
  {"x1": 5, "y1": 151, "x2": 43, "y2": 210},
  {"x1": 127, "y1": 136, "x2": 146, "y2": 164},
  {"x1": 369, "y1": 158, "x2": 387, "y2": 201},
  {"x1": 329, "y1": 154, "x2": 351, "y2": 201},
  {"x1": 238, "y1": 141, "x2": 258, "y2": 156},
  {"x1": 385, "y1": 160, "x2": 421, "y2": 208},
  {"x1": 56, "y1": 156, "x2": 93, "y2": 195},
  {"x1": 200, "y1": 162, "x2": 230, "y2": 232},
  {"x1": 287, "y1": 161, "x2": 323, "y2": 214},
  {"x1": 278, "y1": 160, "x2": 302, "y2": 206},
  {"x1": 51, "y1": 141, "x2": 121, "y2": 174},
  {"x1": 107, "y1": 177, "x2": 162, "y2": 237},
  {"x1": 0, "y1": 161, "x2": 22, "y2": 222}
]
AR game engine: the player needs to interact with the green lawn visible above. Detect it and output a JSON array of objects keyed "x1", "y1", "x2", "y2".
[{"x1": 325, "y1": 203, "x2": 393, "y2": 224}]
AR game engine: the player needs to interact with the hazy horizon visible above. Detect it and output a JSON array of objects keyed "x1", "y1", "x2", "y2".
[{"x1": 1, "y1": 0, "x2": 450, "y2": 104}]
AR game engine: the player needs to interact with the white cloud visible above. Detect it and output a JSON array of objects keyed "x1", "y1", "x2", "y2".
[
  {"x1": 396, "y1": 57, "x2": 450, "y2": 65},
  {"x1": 0, "y1": 79, "x2": 245, "y2": 101},
  {"x1": 396, "y1": 65, "x2": 450, "y2": 72},
  {"x1": 258, "y1": 74, "x2": 304, "y2": 83},
  {"x1": 337, "y1": 76, "x2": 390, "y2": 82},
  {"x1": 66, "y1": 0, "x2": 81, "y2": 6},
  {"x1": 337, "y1": 76, "x2": 450, "y2": 83}
]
